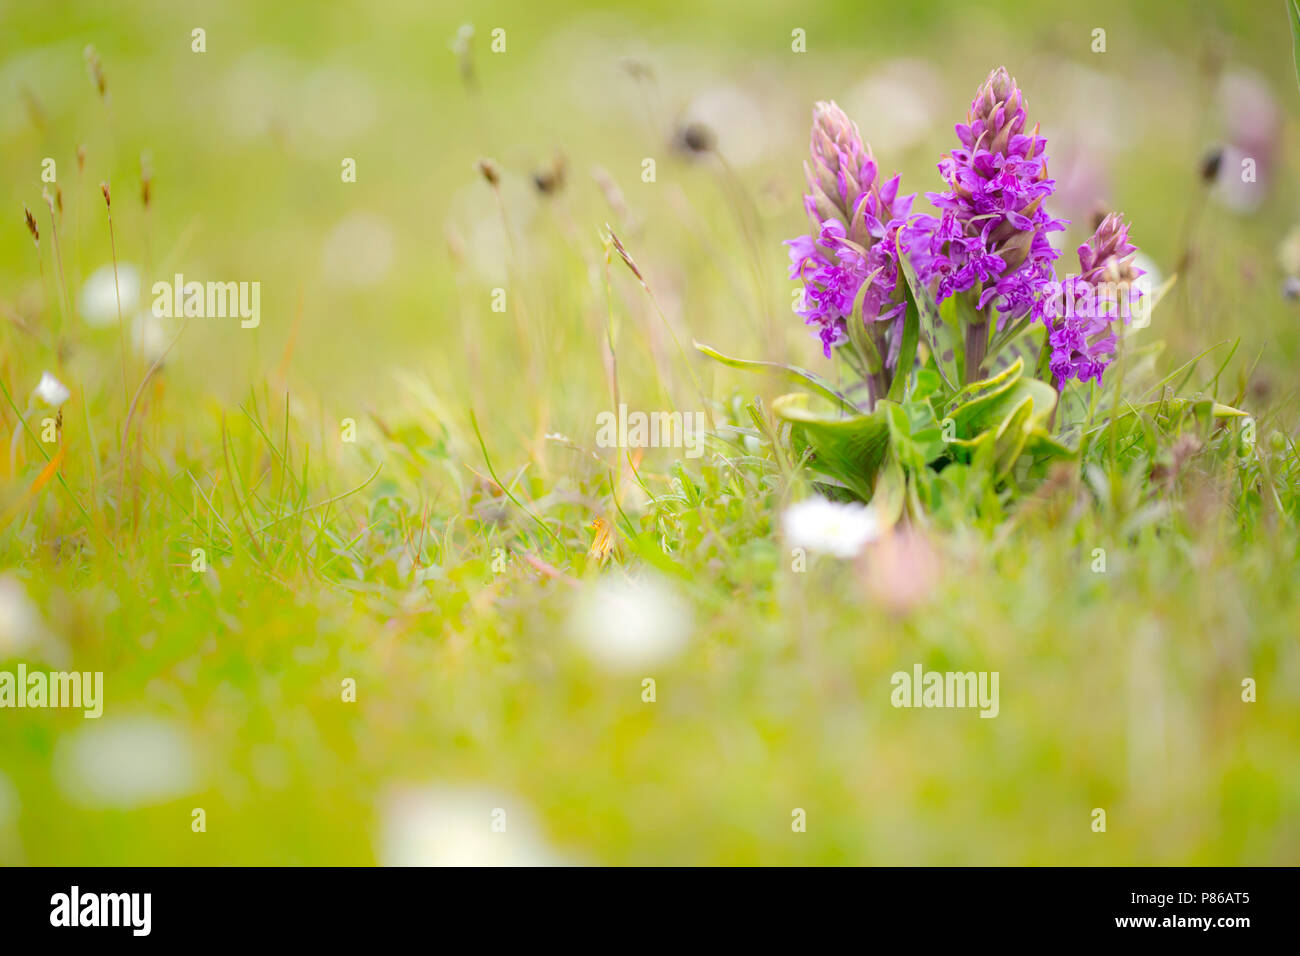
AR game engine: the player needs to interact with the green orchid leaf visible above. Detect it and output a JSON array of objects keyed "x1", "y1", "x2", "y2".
[
  {"x1": 847, "y1": 267, "x2": 887, "y2": 375},
  {"x1": 1024, "y1": 428, "x2": 1078, "y2": 459},
  {"x1": 941, "y1": 356, "x2": 1026, "y2": 428},
  {"x1": 694, "y1": 340, "x2": 859, "y2": 413},
  {"x1": 911, "y1": 367, "x2": 944, "y2": 403},
  {"x1": 991, "y1": 394, "x2": 1036, "y2": 478},
  {"x1": 895, "y1": 228, "x2": 957, "y2": 391},
  {"x1": 886, "y1": 281, "x2": 922, "y2": 403},
  {"x1": 771, "y1": 392, "x2": 892, "y2": 501}
]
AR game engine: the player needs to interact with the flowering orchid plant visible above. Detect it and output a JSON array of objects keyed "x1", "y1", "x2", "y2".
[{"x1": 698, "y1": 66, "x2": 1247, "y2": 515}]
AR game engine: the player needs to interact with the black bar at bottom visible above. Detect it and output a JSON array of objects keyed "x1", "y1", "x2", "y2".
[{"x1": 0, "y1": 866, "x2": 1285, "y2": 941}]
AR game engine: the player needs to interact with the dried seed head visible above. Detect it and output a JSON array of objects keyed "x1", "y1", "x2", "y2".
[
  {"x1": 532, "y1": 152, "x2": 567, "y2": 195},
  {"x1": 55, "y1": 186, "x2": 63, "y2": 215},
  {"x1": 141, "y1": 153, "x2": 153, "y2": 209},
  {"x1": 23, "y1": 205, "x2": 39, "y2": 244},
  {"x1": 675, "y1": 121, "x2": 715, "y2": 155},
  {"x1": 41, "y1": 186, "x2": 55, "y2": 215},
  {"x1": 474, "y1": 157, "x2": 500, "y2": 186},
  {"x1": 1090, "y1": 201, "x2": 1110, "y2": 233},
  {"x1": 618, "y1": 57, "x2": 654, "y2": 82},
  {"x1": 1199, "y1": 146, "x2": 1223, "y2": 184},
  {"x1": 76, "y1": 144, "x2": 86, "y2": 171},
  {"x1": 100, "y1": 181, "x2": 111, "y2": 209},
  {"x1": 451, "y1": 24, "x2": 476, "y2": 86},
  {"x1": 605, "y1": 226, "x2": 643, "y2": 282},
  {"x1": 84, "y1": 45, "x2": 107, "y2": 98}
]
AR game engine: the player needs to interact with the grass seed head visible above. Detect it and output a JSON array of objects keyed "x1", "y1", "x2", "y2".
[
  {"x1": 84, "y1": 45, "x2": 107, "y2": 98},
  {"x1": 474, "y1": 157, "x2": 501, "y2": 187}
]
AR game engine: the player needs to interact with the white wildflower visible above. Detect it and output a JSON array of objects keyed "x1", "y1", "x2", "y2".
[
  {"x1": 31, "y1": 371, "x2": 70, "y2": 409},
  {"x1": 377, "y1": 785, "x2": 565, "y2": 867},
  {"x1": 569, "y1": 572, "x2": 692, "y2": 673},
  {"x1": 782, "y1": 497, "x2": 881, "y2": 559},
  {"x1": 53, "y1": 717, "x2": 199, "y2": 809},
  {"x1": 78, "y1": 263, "x2": 140, "y2": 328},
  {"x1": 0, "y1": 574, "x2": 43, "y2": 658}
]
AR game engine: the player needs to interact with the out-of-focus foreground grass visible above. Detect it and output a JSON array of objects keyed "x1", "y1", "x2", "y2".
[{"x1": 0, "y1": 0, "x2": 1297, "y2": 864}]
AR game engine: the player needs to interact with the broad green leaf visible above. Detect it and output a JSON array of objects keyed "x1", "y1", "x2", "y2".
[
  {"x1": 945, "y1": 359, "x2": 1059, "y2": 439},
  {"x1": 941, "y1": 356, "x2": 1026, "y2": 427},
  {"x1": 846, "y1": 268, "x2": 886, "y2": 375},
  {"x1": 1024, "y1": 428, "x2": 1078, "y2": 459},
  {"x1": 886, "y1": 281, "x2": 922, "y2": 403},
  {"x1": 911, "y1": 367, "x2": 944, "y2": 403},
  {"x1": 694, "y1": 340, "x2": 859, "y2": 413},
  {"x1": 771, "y1": 392, "x2": 892, "y2": 501},
  {"x1": 991, "y1": 395, "x2": 1035, "y2": 478},
  {"x1": 895, "y1": 228, "x2": 957, "y2": 390}
]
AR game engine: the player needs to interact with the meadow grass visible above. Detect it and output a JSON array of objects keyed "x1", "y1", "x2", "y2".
[{"x1": 0, "y1": 0, "x2": 1298, "y2": 864}]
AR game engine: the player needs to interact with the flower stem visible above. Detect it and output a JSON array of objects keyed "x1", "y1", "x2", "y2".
[{"x1": 964, "y1": 319, "x2": 989, "y2": 384}]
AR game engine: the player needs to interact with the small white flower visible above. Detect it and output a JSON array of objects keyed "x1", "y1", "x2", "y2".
[
  {"x1": 31, "y1": 371, "x2": 70, "y2": 409},
  {"x1": 53, "y1": 717, "x2": 199, "y2": 809},
  {"x1": 782, "y1": 497, "x2": 881, "y2": 558},
  {"x1": 377, "y1": 785, "x2": 565, "y2": 867},
  {"x1": 78, "y1": 263, "x2": 140, "y2": 327},
  {"x1": 0, "y1": 574, "x2": 43, "y2": 657},
  {"x1": 568, "y1": 572, "x2": 692, "y2": 673}
]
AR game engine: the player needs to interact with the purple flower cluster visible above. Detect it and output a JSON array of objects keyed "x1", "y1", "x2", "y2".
[
  {"x1": 907, "y1": 68, "x2": 1066, "y2": 323},
  {"x1": 1039, "y1": 213, "x2": 1145, "y2": 384},
  {"x1": 786, "y1": 102, "x2": 914, "y2": 359},
  {"x1": 786, "y1": 70, "x2": 1147, "y2": 390}
]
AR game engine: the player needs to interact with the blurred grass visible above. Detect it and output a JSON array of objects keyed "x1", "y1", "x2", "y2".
[{"x1": 0, "y1": 0, "x2": 1298, "y2": 864}]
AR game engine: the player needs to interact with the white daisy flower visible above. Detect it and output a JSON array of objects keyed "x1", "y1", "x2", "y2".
[
  {"x1": 31, "y1": 371, "x2": 70, "y2": 409},
  {"x1": 568, "y1": 572, "x2": 692, "y2": 673},
  {"x1": 377, "y1": 785, "x2": 566, "y2": 867},
  {"x1": 78, "y1": 263, "x2": 140, "y2": 328},
  {"x1": 53, "y1": 717, "x2": 200, "y2": 809},
  {"x1": 782, "y1": 497, "x2": 881, "y2": 559},
  {"x1": 0, "y1": 574, "x2": 43, "y2": 658}
]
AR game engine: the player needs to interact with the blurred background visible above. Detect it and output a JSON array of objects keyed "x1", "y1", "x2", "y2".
[
  {"x1": 0, "y1": 0, "x2": 1297, "y2": 865},
  {"x1": 1, "y1": 0, "x2": 1295, "y2": 419}
]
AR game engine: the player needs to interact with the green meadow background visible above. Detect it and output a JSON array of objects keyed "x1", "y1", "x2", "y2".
[{"x1": 0, "y1": 0, "x2": 1297, "y2": 864}]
